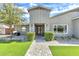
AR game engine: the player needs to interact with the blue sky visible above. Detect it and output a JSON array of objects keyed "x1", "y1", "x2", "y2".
[{"x1": 15, "y1": 3, "x2": 79, "y2": 20}]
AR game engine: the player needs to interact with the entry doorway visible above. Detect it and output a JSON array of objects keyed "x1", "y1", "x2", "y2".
[{"x1": 35, "y1": 24, "x2": 44, "y2": 36}]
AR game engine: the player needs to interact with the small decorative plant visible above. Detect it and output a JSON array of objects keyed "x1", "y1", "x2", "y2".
[
  {"x1": 26, "y1": 32, "x2": 35, "y2": 41},
  {"x1": 44, "y1": 32, "x2": 54, "y2": 41}
]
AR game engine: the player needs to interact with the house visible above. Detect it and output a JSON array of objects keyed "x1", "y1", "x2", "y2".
[
  {"x1": 27, "y1": 6, "x2": 51, "y2": 36},
  {"x1": 25, "y1": 5, "x2": 79, "y2": 38},
  {"x1": 0, "y1": 24, "x2": 14, "y2": 35}
]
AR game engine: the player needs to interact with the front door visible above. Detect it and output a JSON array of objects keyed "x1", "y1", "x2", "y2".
[{"x1": 35, "y1": 24, "x2": 44, "y2": 36}]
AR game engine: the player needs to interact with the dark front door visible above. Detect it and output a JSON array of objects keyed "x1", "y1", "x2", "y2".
[{"x1": 35, "y1": 24, "x2": 44, "y2": 36}]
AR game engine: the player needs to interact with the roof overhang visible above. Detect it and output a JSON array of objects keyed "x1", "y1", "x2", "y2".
[
  {"x1": 27, "y1": 6, "x2": 51, "y2": 12},
  {"x1": 50, "y1": 7, "x2": 79, "y2": 19}
]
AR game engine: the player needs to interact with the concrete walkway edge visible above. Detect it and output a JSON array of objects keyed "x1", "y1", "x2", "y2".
[{"x1": 25, "y1": 40, "x2": 35, "y2": 56}]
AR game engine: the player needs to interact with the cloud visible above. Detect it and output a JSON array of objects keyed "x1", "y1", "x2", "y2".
[
  {"x1": 50, "y1": 3, "x2": 79, "y2": 16},
  {"x1": 29, "y1": 3, "x2": 38, "y2": 7},
  {"x1": 16, "y1": 6, "x2": 29, "y2": 14},
  {"x1": 16, "y1": 3, "x2": 79, "y2": 17},
  {"x1": 24, "y1": 8, "x2": 28, "y2": 13},
  {"x1": 15, "y1": 6, "x2": 30, "y2": 20},
  {"x1": 67, "y1": 4, "x2": 79, "y2": 10}
]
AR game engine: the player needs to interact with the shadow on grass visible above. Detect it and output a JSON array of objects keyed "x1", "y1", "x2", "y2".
[{"x1": 0, "y1": 39, "x2": 31, "y2": 43}]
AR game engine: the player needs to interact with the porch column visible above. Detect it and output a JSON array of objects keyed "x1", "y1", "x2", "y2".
[
  {"x1": 45, "y1": 24, "x2": 50, "y2": 32},
  {"x1": 29, "y1": 24, "x2": 31, "y2": 32},
  {"x1": 33, "y1": 24, "x2": 35, "y2": 32},
  {"x1": 31, "y1": 24, "x2": 35, "y2": 32},
  {"x1": 45, "y1": 24, "x2": 47, "y2": 32},
  {"x1": 47, "y1": 24, "x2": 50, "y2": 31},
  {"x1": 29, "y1": 24, "x2": 35, "y2": 32}
]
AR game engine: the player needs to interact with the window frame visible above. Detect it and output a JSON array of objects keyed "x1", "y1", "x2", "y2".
[{"x1": 53, "y1": 24, "x2": 68, "y2": 34}]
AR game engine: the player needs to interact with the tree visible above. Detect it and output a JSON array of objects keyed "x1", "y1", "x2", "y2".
[{"x1": 0, "y1": 3, "x2": 24, "y2": 35}]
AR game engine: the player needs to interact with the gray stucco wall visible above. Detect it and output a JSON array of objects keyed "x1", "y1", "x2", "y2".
[
  {"x1": 29, "y1": 9, "x2": 50, "y2": 24},
  {"x1": 28, "y1": 7, "x2": 79, "y2": 38},
  {"x1": 50, "y1": 12, "x2": 78, "y2": 37},
  {"x1": 73, "y1": 19, "x2": 79, "y2": 38},
  {"x1": 29, "y1": 9, "x2": 50, "y2": 32}
]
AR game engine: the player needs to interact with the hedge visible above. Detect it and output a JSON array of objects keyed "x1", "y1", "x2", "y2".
[
  {"x1": 26, "y1": 32, "x2": 35, "y2": 41},
  {"x1": 44, "y1": 32, "x2": 54, "y2": 41}
]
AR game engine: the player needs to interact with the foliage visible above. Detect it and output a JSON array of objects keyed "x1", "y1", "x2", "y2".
[
  {"x1": 44, "y1": 32, "x2": 54, "y2": 41},
  {"x1": 0, "y1": 4, "x2": 24, "y2": 34},
  {"x1": 26, "y1": 32, "x2": 35, "y2": 41}
]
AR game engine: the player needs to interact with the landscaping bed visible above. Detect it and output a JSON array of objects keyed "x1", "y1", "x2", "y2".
[{"x1": 49, "y1": 46, "x2": 79, "y2": 56}]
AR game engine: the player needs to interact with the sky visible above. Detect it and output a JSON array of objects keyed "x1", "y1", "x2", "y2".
[{"x1": 15, "y1": 3, "x2": 79, "y2": 21}]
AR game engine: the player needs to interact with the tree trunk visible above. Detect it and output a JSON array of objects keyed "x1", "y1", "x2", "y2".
[{"x1": 9, "y1": 25, "x2": 13, "y2": 39}]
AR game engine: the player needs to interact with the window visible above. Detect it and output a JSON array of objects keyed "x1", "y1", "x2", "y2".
[{"x1": 53, "y1": 24, "x2": 68, "y2": 34}]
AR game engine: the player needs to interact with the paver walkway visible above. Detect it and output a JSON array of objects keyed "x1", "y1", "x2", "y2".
[
  {"x1": 26, "y1": 36, "x2": 79, "y2": 56},
  {"x1": 26, "y1": 36, "x2": 52, "y2": 56}
]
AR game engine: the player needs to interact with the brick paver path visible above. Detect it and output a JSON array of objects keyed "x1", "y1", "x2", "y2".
[{"x1": 26, "y1": 36, "x2": 52, "y2": 56}]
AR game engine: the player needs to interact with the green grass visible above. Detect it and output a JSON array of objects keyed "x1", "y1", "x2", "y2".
[
  {"x1": 0, "y1": 41, "x2": 32, "y2": 56},
  {"x1": 49, "y1": 46, "x2": 79, "y2": 56}
]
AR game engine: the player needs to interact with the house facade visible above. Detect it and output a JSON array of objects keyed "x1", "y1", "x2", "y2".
[
  {"x1": 26, "y1": 6, "x2": 79, "y2": 38},
  {"x1": 28, "y1": 6, "x2": 51, "y2": 36}
]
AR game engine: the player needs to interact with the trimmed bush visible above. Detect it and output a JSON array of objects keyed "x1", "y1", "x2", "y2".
[
  {"x1": 44, "y1": 32, "x2": 54, "y2": 41},
  {"x1": 26, "y1": 32, "x2": 35, "y2": 41}
]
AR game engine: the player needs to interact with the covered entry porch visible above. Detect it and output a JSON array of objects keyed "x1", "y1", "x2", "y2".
[
  {"x1": 35, "y1": 24, "x2": 44, "y2": 36},
  {"x1": 29, "y1": 23, "x2": 50, "y2": 36}
]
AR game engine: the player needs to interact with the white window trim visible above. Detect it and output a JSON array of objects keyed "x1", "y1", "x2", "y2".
[{"x1": 53, "y1": 24, "x2": 68, "y2": 34}]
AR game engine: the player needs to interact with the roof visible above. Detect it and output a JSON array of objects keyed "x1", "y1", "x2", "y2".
[
  {"x1": 0, "y1": 24, "x2": 9, "y2": 28},
  {"x1": 72, "y1": 17, "x2": 79, "y2": 21},
  {"x1": 50, "y1": 7, "x2": 79, "y2": 18},
  {"x1": 27, "y1": 6, "x2": 51, "y2": 12}
]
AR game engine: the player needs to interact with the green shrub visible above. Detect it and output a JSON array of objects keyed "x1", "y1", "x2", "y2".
[
  {"x1": 26, "y1": 32, "x2": 35, "y2": 41},
  {"x1": 44, "y1": 32, "x2": 54, "y2": 41}
]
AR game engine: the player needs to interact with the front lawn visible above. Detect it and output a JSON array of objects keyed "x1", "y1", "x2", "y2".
[
  {"x1": 49, "y1": 46, "x2": 79, "y2": 56},
  {"x1": 0, "y1": 41, "x2": 32, "y2": 56}
]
